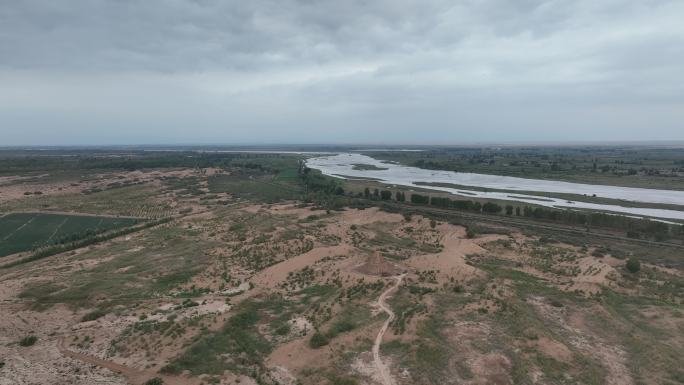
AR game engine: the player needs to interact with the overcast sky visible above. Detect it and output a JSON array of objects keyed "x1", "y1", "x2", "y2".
[{"x1": 1, "y1": 0, "x2": 683, "y2": 145}]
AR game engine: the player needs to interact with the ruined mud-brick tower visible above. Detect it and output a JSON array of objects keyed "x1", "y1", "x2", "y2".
[{"x1": 365, "y1": 251, "x2": 394, "y2": 277}]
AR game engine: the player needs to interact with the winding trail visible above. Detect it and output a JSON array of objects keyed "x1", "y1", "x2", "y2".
[{"x1": 372, "y1": 274, "x2": 405, "y2": 385}]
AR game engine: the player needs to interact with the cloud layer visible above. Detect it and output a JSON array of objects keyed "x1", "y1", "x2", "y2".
[{"x1": 1, "y1": 0, "x2": 683, "y2": 145}]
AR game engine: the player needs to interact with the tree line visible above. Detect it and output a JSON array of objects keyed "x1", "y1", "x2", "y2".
[
  {"x1": 296, "y1": 167, "x2": 682, "y2": 241},
  {"x1": 374, "y1": 190, "x2": 681, "y2": 241}
]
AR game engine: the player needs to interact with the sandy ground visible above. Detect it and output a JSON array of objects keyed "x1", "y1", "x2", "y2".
[
  {"x1": 251, "y1": 244, "x2": 355, "y2": 289},
  {"x1": 404, "y1": 225, "x2": 485, "y2": 284}
]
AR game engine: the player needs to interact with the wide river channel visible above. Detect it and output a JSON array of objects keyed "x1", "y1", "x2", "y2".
[{"x1": 305, "y1": 153, "x2": 684, "y2": 222}]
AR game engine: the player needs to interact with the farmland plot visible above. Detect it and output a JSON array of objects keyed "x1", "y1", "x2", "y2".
[{"x1": 0, "y1": 213, "x2": 138, "y2": 257}]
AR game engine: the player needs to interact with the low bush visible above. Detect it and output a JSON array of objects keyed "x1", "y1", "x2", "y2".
[
  {"x1": 626, "y1": 258, "x2": 641, "y2": 273},
  {"x1": 144, "y1": 378, "x2": 164, "y2": 385},
  {"x1": 81, "y1": 309, "x2": 107, "y2": 322},
  {"x1": 309, "y1": 331, "x2": 329, "y2": 348},
  {"x1": 19, "y1": 335, "x2": 38, "y2": 347}
]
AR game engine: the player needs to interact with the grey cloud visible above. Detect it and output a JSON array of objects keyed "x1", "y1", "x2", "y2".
[{"x1": 0, "y1": 0, "x2": 683, "y2": 145}]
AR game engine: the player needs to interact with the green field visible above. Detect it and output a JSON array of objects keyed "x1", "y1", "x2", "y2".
[
  {"x1": 0, "y1": 213, "x2": 138, "y2": 257},
  {"x1": 208, "y1": 171, "x2": 303, "y2": 203}
]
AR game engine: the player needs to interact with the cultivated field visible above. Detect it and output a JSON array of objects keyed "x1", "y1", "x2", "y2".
[{"x1": 0, "y1": 213, "x2": 138, "y2": 257}]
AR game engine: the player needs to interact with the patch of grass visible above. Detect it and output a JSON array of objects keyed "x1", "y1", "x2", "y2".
[
  {"x1": 18, "y1": 224, "x2": 213, "y2": 308},
  {"x1": 326, "y1": 374, "x2": 359, "y2": 385},
  {"x1": 163, "y1": 295, "x2": 289, "y2": 377},
  {"x1": 389, "y1": 286, "x2": 429, "y2": 334},
  {"x1": 0, "y1": 184, "x2": 171, "y2": 219},
  {"x1": 273, "y1": 322, "x2": 291, "y2": 336},
  {"x1": 297, "y1": 284, "x2": 338, "y2": 305},
  {"x1": 208, "y1": 173, "x2": 302, "y2": 203}
]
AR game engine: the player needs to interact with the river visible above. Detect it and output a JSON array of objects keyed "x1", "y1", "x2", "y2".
[{"x1": 305, "y1": 153, "x2": 684, "y2": 222}]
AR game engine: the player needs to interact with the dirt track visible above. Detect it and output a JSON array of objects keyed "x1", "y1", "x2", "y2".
[
  {"x1": 57, "y1": 338, "x2": 191, "y2": 385},
  {"x1": 372, "y1": 274, "x2": 405, "y2": 385}
]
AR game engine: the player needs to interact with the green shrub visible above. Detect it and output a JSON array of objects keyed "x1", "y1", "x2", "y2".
[
  {"x1": 81, "y1": 309, "x2": 107, "y2": 322},
  {"x1": 466, "y1": 228, "x2": 476, "y2": 239},
  {"x1": 309, "y1": 331, "x2": 329, "y2": 349},
  {"x1": 19, "y1": 335, "x2": 38, "y2": 347},
  {"x1": 626, "y1": 258, "x2": 641, "y2": 273},
  {"x1": 144, "y1": 378, "x2": 164, "y2": 385},
  {"x1": 550, "y1": 300, "x2": 564, "y2": 308},
  {"x1": 274, "y1": 323, "x2": 291, "y2": 336},
  {"x1": 328, "y1": 320, "x2": 355, "y2": 337},
  {"x1": 160, "y1": 362, "x2": 181, "y2": 374},
  {"x1": 328, "y1": 374, "x2": 358, "y2": 385}
]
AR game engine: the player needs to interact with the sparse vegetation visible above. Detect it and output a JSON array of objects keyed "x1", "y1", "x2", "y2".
[{"x1": 1, "y1": 148, "x2": 682, "y2": 385}]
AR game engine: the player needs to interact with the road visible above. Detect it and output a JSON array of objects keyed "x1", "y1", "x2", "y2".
[{"x1": 372, "y1": 274, "x2": 405, "y2": 385}]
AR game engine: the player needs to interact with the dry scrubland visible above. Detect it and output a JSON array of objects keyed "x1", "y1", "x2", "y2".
[{"x1": 0, "y1": 160, "x2": 683, "y2": 385}]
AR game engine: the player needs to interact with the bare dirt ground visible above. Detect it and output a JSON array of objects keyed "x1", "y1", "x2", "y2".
[{"x1": 404, "y1": 226, "x2": 487, "y2": 284}]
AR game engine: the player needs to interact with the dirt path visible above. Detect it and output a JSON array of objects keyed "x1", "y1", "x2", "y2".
[
  {"x1": 372, "y1": 274, "x2": 405, "y2": 385},
  {"x1": 57, "y1": 338, "x2": 191, "y2": 385},
  {"x1": 57, "y1": 337, "x2": 145, "y2": 382}
]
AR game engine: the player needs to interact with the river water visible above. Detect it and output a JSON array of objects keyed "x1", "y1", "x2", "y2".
[{"x1": 305, "y1": 153, "x2": 684, "y2": 222}]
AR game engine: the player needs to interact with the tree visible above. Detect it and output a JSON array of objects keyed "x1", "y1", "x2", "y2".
[
  {"x1": 144, "y1": 378, "x2": 164, "y2": 385},
  {"x1": 410, "y1": 194, "x2": 429, "y2": 204},
  {"x1": 472, "y1": 201, "x2": 482, "y2": 212},
  {"x1": 482, "y1": 202, "x2": 502, "y2": 214},
  {"x1": 505, "y1": 205, "x2": 514, "y2": 215},
  {"x1": 395, "y1": 191, "x2": 405, "y2": 202},
  {"x1": 626, "y1": 258, "x2": 641, "y2": 273},
  {"x1": 364, "y1": 187, "x2": 370, "y2": 198},
  {"x1": 380, "y1": 190, "x2": 392, "y2": 200},
  {"x1": 430, "y1": 197, "x2": 451, "y2": 208}
]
